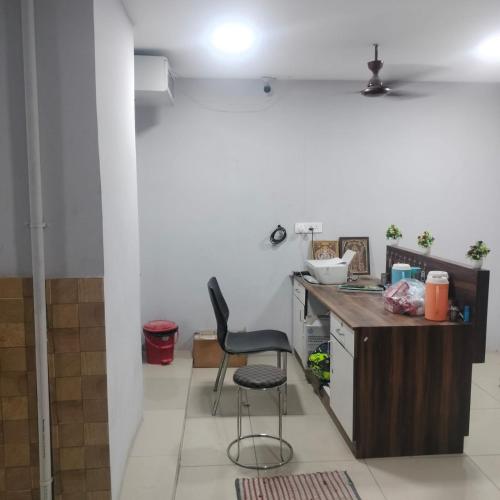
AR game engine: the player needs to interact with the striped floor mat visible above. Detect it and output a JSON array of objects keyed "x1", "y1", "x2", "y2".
[{"x1": 235, "y1": 471, "x2": 361, "y2": 500}]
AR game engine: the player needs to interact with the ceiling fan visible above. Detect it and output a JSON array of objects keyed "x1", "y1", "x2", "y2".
[{"x1": 361, "y1": 44, "x2": 422, "y2": 98}]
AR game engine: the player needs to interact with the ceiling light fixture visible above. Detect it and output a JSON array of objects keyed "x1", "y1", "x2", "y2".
[
  {"x1": 476, "y1": 35, "x2": 500, "y2": 62},
  {"x1": 210, "y1": 22, "x2": 256, "y2": 54}
]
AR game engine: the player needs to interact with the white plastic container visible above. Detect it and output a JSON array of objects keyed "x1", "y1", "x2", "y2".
[{"x1": 304, "y1": 317, "x2": 330, "y2": 357}]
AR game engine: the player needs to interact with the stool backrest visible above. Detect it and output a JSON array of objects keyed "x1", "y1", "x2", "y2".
[{"x1": 207, "y1": 277, "x2": 229, "y2": 348}]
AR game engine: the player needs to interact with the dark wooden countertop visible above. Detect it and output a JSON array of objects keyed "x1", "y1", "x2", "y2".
[{"x1": 296, "y1": 277, "x2": 466, "y2": 330}]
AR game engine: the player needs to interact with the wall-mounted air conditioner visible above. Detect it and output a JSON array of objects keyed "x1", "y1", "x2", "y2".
[{"x1": 134, "y1": 55, "x2": 174, "y2": 106}]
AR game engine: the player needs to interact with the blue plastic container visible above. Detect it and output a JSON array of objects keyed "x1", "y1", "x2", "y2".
[
  {"x1": 410, "y1": 267, "x2": 422, "y2": 279},
  {"x1": 391, "y1": 263, "x2": 412, "y2": 284}
]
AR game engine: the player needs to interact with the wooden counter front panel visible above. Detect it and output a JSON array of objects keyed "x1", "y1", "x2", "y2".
[{"x1": 354, "y1": 325, "x2": 473, "y2": 458}]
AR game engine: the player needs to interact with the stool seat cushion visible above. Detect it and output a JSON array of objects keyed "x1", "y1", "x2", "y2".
[{"x1": 233, "y1": 364, "x2": 287, "y2": 389}]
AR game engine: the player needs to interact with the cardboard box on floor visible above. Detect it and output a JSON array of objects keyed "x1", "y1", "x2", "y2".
[{"x1": 193, "y1": 331, "x2": 247, "y2": 368}]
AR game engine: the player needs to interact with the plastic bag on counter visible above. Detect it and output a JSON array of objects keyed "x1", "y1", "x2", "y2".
[{"x1": 383, "y1": 279, "x2": 425, "y2": 316}]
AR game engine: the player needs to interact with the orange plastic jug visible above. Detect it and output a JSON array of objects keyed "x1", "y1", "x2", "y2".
[{"x1": 424, "y1": 271, "x2": 449, "y2": 321}]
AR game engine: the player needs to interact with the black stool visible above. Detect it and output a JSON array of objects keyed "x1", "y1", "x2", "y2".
[{"x1": 227, "y1": 364, "x2": 293, "y2": 469}]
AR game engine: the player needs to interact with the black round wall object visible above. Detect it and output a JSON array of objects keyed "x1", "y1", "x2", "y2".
[{"x1": 270, "y1": 225, "x2": 287, "y2": 245}]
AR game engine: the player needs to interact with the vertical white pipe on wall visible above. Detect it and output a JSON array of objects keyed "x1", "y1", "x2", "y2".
[{"x1": 20, "y1": 0, "x2": 53, "y2": 498}]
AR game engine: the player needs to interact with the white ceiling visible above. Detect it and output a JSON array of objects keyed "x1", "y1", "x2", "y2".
[{"x1": 123, "y1": 0, "x2": 500, "y2": 82}]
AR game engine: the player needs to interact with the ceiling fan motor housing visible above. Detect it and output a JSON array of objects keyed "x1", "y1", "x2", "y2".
[
  {"x1": 363, "y1": 49, "x2": 390, "y2": 96},
  {"x1": 367, "y1": 59, "x2": 383, "y2": 76}
]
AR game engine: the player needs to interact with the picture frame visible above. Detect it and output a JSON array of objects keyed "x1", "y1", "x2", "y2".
[
  {"x1": 312, "y1": 240, "x2": 339, "y2": 260},
  {"x1": 339, "y1": 237, "x2": 370, "y2": 275}
]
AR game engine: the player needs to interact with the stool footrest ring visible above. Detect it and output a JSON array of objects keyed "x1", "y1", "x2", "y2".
[{"x1": 227, "y1": 433, "x2": 293, "y2": 470}]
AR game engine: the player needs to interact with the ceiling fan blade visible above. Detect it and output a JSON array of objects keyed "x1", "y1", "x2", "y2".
[
  {"x1": 383, "y1": 64, "x2": 446, "y2": 85},
  {"x1": 386, "y1": 89, "x2": 428, "y2": 99}
]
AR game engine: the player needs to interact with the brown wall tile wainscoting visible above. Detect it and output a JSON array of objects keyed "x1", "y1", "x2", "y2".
[{"x1": 0, "y1": 277, "x2": 111, "y2": 500}]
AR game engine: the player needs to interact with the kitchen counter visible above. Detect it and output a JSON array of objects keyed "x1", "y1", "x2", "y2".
[
  {"x1": 293, "y1": 274, "x2": 474, "y2": 459},
  {"x1": 296, "y1": 276, "x2": 465, "y2": 329}
]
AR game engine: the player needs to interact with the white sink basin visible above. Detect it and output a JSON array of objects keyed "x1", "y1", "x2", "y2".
[
  {"x1": 306, "y1": 250, "x2": 355, "y2": 285},
  {"x1": 306, "y1": 259, "x2": 349, "y2": 285}
]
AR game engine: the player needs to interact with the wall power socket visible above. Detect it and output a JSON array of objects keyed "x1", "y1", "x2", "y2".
[{"x1": 295, "y1": 222, "x2": 323, "y2": 234}]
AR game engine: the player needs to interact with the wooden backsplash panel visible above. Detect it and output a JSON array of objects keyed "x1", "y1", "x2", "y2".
[{"x1": 386, "y1": 246, "x2": 490, "y2": 363}]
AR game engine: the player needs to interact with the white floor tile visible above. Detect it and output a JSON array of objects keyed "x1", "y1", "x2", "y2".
[
  {"x1": 471, "y1": 383, "x2": 500, "y2": 409},
  {"x1": 181, "y1": 416, "x2": 255, "y2": 467},
  {"x1": 259, "y1": 460, "x2": 386, "y2": 500},
  {"x1": 130, "y1": 409, "x2": 185, "y2": 457},
  {"x1": 470, "y1": 455, "x2": 500, "y2": 489},
  {"x1": 465, "y1": 409, "x2": 500, "y2": 455},
  {"x1": 473, "y1": 360, "x2": 500, "y2": 377},
  {"x1": 143, "y1": 351, "x2": 193, "y2": 379},
  {"x1": 187, "y1": 379, "x2": 243, "y2": 417},
  {"x1": 175, "y1": 465, "x2": 258, "y2": 500},
  {"x1": 485, "y1": 352, "x2": 500, "y2": 364},
  {"x1": 245, "y1": 381, "x2": 327, "y2": 416},
  {"x1": 187, "y1": 362, "x2": 321, "y2": 418},
  {"x1": 176, "y1": 350, "x2": 194, "y2": 359},
  {"x1": 123, "y1": 351, "x2": 500, "y2": 500},
  {"x1": 472, "y1": 361, "x2": 500, "y2": 400},
  {"x1": 190, "y1": 366, "x2": 238, "y2": 385},
  {"x1": 120, "y1": 455, "x2": 178, "y2": 500},
  {"x1": 144, "y1": 376, "x2": 191, "y2": 410},
  {"x1": 367, "y1": 456, "x2": 500, "y2": 500},
  {"x1": 250, "y1": 415, "x2": 354, "y2": 465}
]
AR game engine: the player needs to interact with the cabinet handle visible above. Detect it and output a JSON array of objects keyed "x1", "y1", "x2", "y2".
[
  {"x1": 335, "y1": 328, "x2": 345, "y2": 336},
  {"x1": 363, "y1": 336, "x2": 368, "y2": 342}
]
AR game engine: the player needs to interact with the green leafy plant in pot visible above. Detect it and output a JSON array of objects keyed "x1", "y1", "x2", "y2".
[
  {"x1": 417, "y1": 231, "x2": 435, "y2": 255},
  {"x1": 386, "y1": 225, "x2": 403, "y2": 245},
  {"x1": 466, "y1": 241, "x2": 490, "y2": 269}
]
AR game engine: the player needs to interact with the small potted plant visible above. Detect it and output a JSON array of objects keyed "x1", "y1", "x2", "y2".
[
  {"x1": 466, "y1": 241, "x2": 490, "y2": 269},
  {"x1": 417, "y1": 230, "x2": 435, "y2": 255},
  {"x1": 386, "y1": 224, "x2": 403, "y2": 246}
]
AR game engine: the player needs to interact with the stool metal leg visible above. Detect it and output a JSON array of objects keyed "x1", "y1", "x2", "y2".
[
  {"x1": 283, "y1": 353, "x2": 288, "y2": 415},
  {"x1": 278, "y1": 386, "x2": 284, "y2": 461},
  {"x1": 236, "y1": 386, "x2": 242, "y2": 461},
  {"x1": 276, "y1": 351, "x2": 287, "y2": 414},
  {"x1": 227, "y1": 380, "x2": 293, "y2": 470},
  {"x1": 213, "y1": 352, "x2": 229, "y2": 392},
  {"x1": 212, "y1": 353, "x2": 229, "y2": 416}
]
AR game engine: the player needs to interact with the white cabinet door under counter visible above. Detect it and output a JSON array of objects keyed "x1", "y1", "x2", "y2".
[
  {"x1": 330, "y1": 311, "x2": 355, "y2": 356},
  {"x1": 330, "y1": 334, "x2": 354, "y2": 441},
  {"x1": 292, "y1": 288, "x2": 305, "y2": 362}
]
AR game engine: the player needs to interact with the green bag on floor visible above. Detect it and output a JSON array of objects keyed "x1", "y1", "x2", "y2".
[{"x1": 307, "y1": 342, "x2": 330, "y2": 383}]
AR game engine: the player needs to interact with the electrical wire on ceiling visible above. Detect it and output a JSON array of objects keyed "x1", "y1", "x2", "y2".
[{"x1": 174, "y1": 77, "x2": 290, "y2": 114}]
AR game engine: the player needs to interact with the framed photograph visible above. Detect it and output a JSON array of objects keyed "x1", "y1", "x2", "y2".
[
  {"x1": 339, "y1": 237, "x2": 370, "y2": 275},
  {"x1": 312, "y1": 240, "x2": 339, "y2": 260}
]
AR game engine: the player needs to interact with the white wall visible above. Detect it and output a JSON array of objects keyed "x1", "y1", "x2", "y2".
[
  {"x1": 1, "y1": 0, "x2": 105, "y2": 278},
  {"x1": 136, "y1": 79, "x2": 500, "y2": 351},
  {"x1": 0, "y1": 0, "x2": 31, "y2": 276},
  {"x1": 35, "y1": 0, "x2": 104, "y2": 277},
  {"x1": 94, "y1": 0, "x2": 143, "y2": 497}
]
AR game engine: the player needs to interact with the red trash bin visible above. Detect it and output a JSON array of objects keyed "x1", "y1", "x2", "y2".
[{"x1": 143, "y1": 320, "x2": 178, "y2": 365}]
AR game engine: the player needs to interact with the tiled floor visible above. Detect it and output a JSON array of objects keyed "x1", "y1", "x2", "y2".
[{"x1": 120, "y1": 350, "x2": 500, "y2": 500}]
